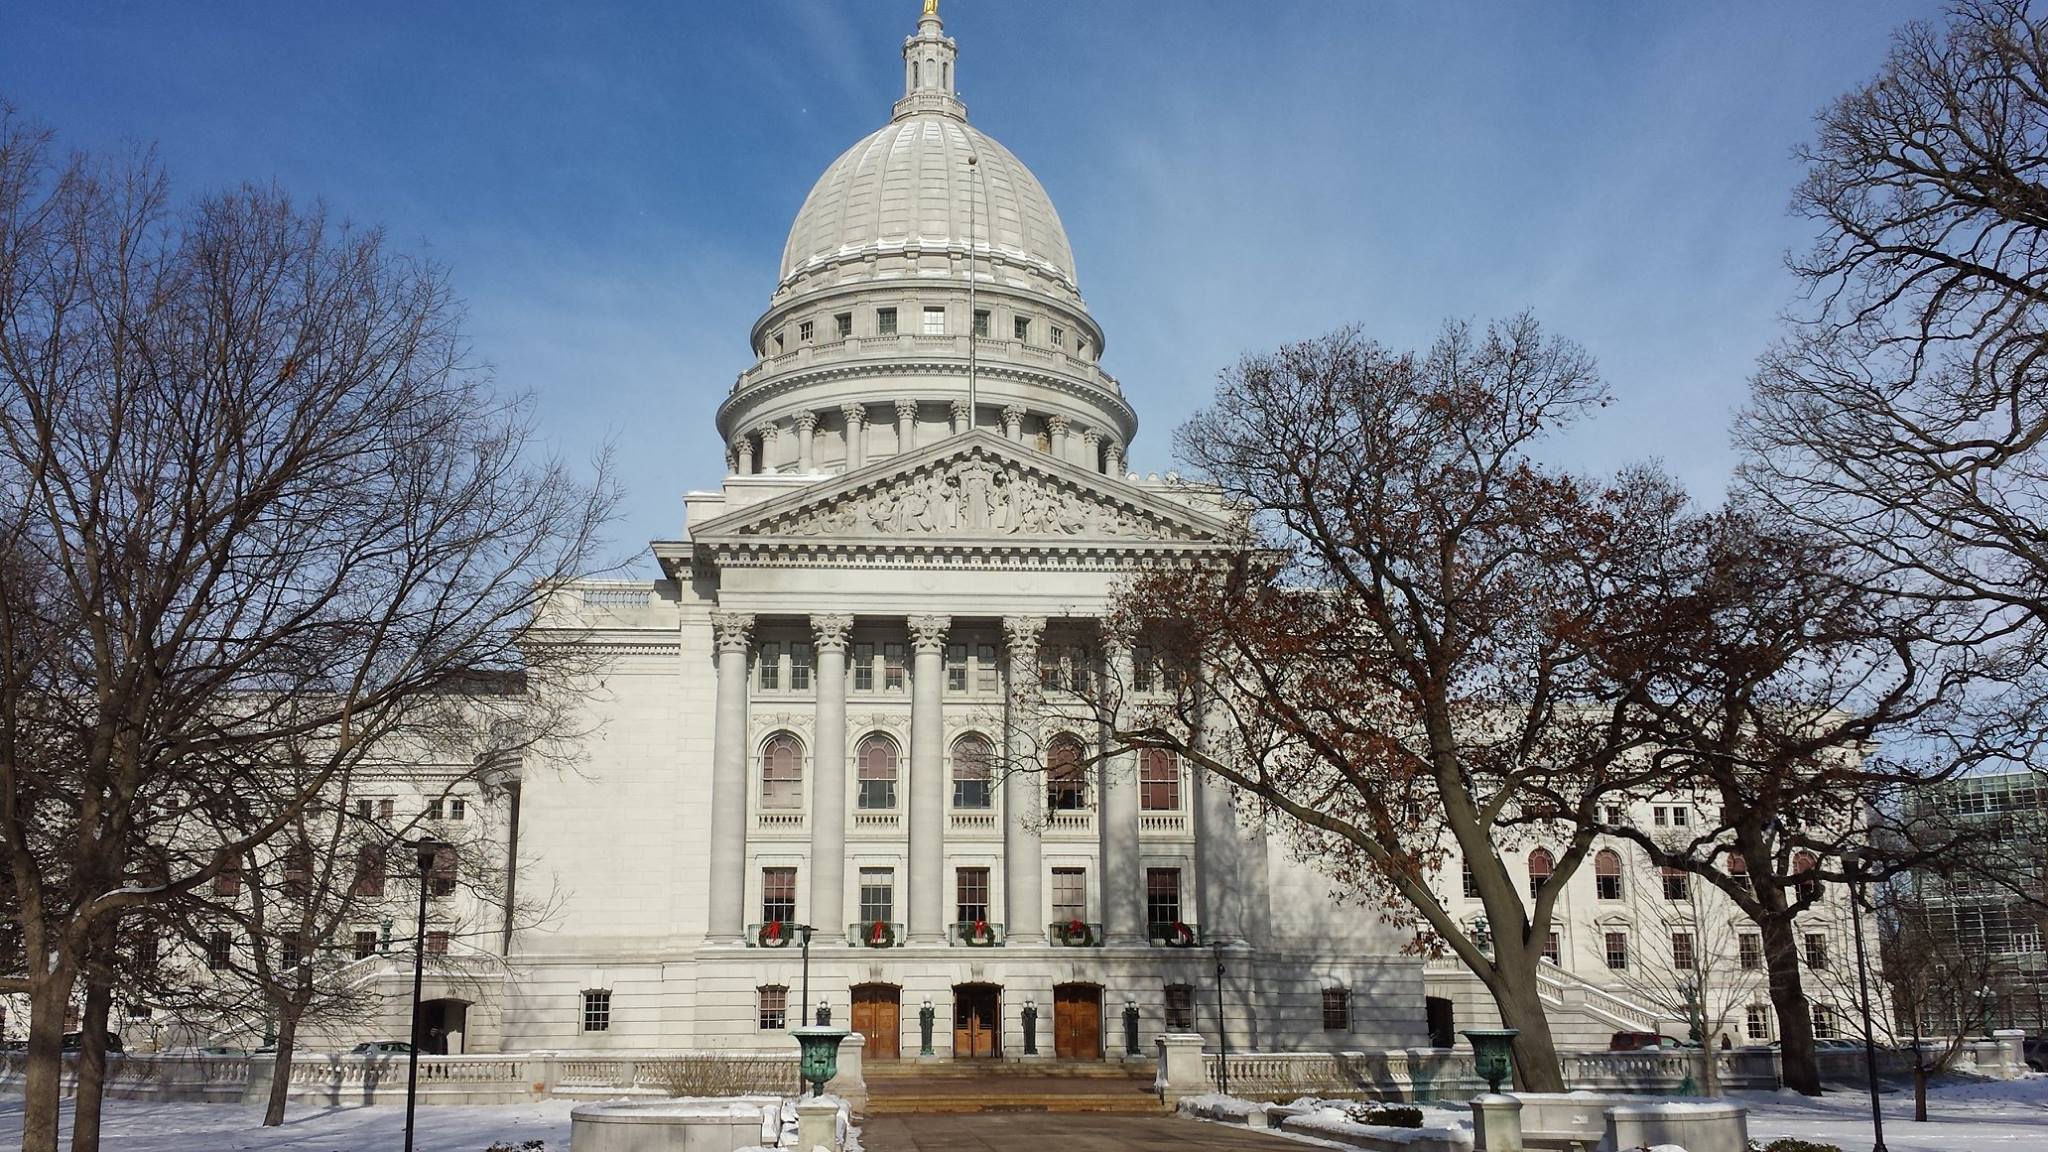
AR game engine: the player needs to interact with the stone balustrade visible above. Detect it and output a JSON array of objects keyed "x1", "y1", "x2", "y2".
[{"x1": 1181, "y1": 1045, "x2": 1780, "y2": 1104}]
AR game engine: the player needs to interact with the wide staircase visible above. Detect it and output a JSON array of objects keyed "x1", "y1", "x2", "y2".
[{"x1": 861, "y1": 1059, "x2": 1165, "y2": 1115}]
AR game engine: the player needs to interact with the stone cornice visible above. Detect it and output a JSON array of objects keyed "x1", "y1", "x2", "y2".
[{"x1": 717, "y1": 357, "x2": 1137, "y2": 442}]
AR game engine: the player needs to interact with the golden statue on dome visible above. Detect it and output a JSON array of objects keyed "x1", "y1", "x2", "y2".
[{"x1": 923, "y1": 0, "x2": 939, "y2": 16}]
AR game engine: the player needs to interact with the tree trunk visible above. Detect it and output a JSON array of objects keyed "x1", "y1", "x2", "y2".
[
  {"x1": 1488, "y1": 962, "x2": 1567, "y2": 1092},
  {"x1": 21, "y1": 969, "x2": 75, "y2": 1152},
  {"x1": 68, "y1": 963, "x2": 112, "y2": 1152},
  {"x1": 263, "y1": 1003, "x2": 302, "y2": 1127},
  {"x1": 1760, "y1": 913, "x2": 1821, "y2": 1095}
]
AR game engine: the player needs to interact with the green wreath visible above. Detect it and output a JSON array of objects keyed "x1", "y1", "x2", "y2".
[
  {"x1": 963, "y1": 919, "x2": 997, "y2": 947},
  {"x1": 758, "y1": 920, "x2": 791, "y2": 948},
  {"x1": 1060, "y1": 918, "x2": 1094, "y2": 946},
  {"x1": 864, "y1": 920, "x2": 895, "y2": 948}
]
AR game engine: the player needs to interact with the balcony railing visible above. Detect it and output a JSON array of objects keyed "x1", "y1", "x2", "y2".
[
  {"x1": 1045, "y1": 810, "x2": 1093, "y2": 834},
  {"x1": 846, "y1": 921, "x2": 906, "y2": 948},
  {"x1": 948, "y1": 921, "x2": 1006, "y2": 947},
  {"x1": 756, "y1": 811, "x2": 805, "y2": 830},
  {"x1": 852, "y1": 811, "x2": 900, "y2": 830},
  {"x1": 745, "y1": 921, "x2": 803, "y2": 949},
  {"x1": 1147, "y1": 921, "x2": 1202, "y2": 948},
  {"x1": 1048, "y1": 920, "x2": 1104, "y2": 947},
  {"x1": 1139, "y1": 812, "x2": 1190, "y2": 835},
  {"x1": 949, "y1": 811, "x2": 998, "y2": 832}
]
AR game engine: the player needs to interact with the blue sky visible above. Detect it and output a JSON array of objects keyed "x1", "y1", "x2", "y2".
[{"x1": 4, "y1": 1, "x2": 1936, "y2": 570}]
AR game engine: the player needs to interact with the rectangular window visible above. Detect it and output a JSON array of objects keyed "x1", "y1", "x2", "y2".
[
  {"x1": 883, "y1": 643, "x2": 906, "y2": 690},
  {"x1": 1804, "y1": 933, "x2": 1828, "y2": 970},
  {"x1": 758, "y1": 985, "x2": 788, "y2": 1030},
  {"x1": 859, "y1": 868, "x2": 895, "y2": 926},
  {"x1": 280, "y1": 937, "x2": 302, "y2": 970},
  {"x1": 1653, "y1": 806, "x2": 1668, "y2": 827},
  {"x1": 352, "y1": 930, "x2": 379, "y2": 960},
  {"x1": 1039, "y1": 646, "x2": 1063, "y2": 692},
  {"x1": 215, "y1": 860, "x2": 241, "y2": 897},
  {"x1": 355, "y1": 798, "x2": 373, "y2": 820},
  {"x1": 1013, "y1": 315, "x2": 1031, "y2": 341},
  {"x1": 973, "y1": 309, "x2": 990, "y2": 338},
  {"x1": 379, "y1": 798, "x2": 393, "y2": 820},
  {"x1": 1542, "y1": 932, "x2": 1561, "y2": 965},
  {"x1": 947, "y1": 644, "x2": 968, "y2": 692},
  {"x1": 1146, "y1": 868, "x2": 1183, "y2": 934},
  {"x1": 1322, "y1": 987, "x2": 1350, "y2": 1031},
  {"x1": 426, "y1": 797, "x2": 444, "y2": 820},
  {"x1": 956, "y1": 867, "x2": 990, "y2": 925},
  {"x1": 1068, "y1": 646, "x2": 1089, "y2": 692},
  {"x1": 1739, "y1": 933, "x2": 1763, "y2": 971},
  {"x1": 353, "y1": 844, "x2": 386, "y2": 898},
  {"x1": 1139, "y1": 751, "x2": 1180, "y2": 812},
  {"x1": 922, "y1": 306, "x2": 946, "y2": 336},
  {"x1": 790, "y1": 642, "x2": 812, "y2": 691},
  {"x1": 1052, "y1": 868, "x2": 1087, "y2": 923},
  {"x1": 1132, "y1": 645, "x2": 1154, "y2": 692},
  {"x1": 1596, "y1": 872, "x2": 1622, "y2": 901},
  {"x1": 1811, "y1": 1005, "x2": 1836, "y2": 1040},
  {"x1": 1671, "y1": 930, "x2": 1695, "y2": 971},
  {"x1": 876, "y1": 307, "x2": 897, "y2": 336},
  {"x1": 1672, "y1": 807, "x2": 1689, "y2": 827},
  {"x1": 583, "y1": 989, "x2": 611, "y2": 1033},
  {"x1": 854, "y1": 642, "x2": 875, "y2": 691},
  {"x1": 758, "y1": 642, "x2": 781, "y2": 690},
  {"x1": 799, "y1": 320, "x2": 814, "y2": 342},
  {"x1": 762, "y1": 867, "x2": 797, "y2": 925},
  {"x1": 835, "y1": 312, "x2": 853, "y2": 339},
  {"x1": 1663, "y1": 869, "x2": 1689, "y2": 901},
  {"x1": 1461, "y1": 862, "x2": 1480, "y2": 899},
  {"x1": 207, "y1": 932, "x2": 232, "y2": 972},
  {"x1": 426, "y1": 930, "x2": 450, "y2": 956},
  {"x1": 1746, "y1": 1004, "x2": 1770, "y2": 1041},
  {"x1": 449, "y1": 797, "x2": 466, "y2": 821},
  {"x1": 976, "y1": 644, "x2": 998, "y2": 692},
  {"x1": 1604, "y1": 930, "x2": 1629, "y2": 970},
  {"x1": 428, "y1": 847, "x2": 457, "y2": 897},
  {"x1": 774, "y1": 332, "x2": 784, "y2": 353},
  {"x1": 1165, "y1": 984, "x2": 1195, "y2": 1030},
  {"x1": 1050, "y1": 324, "x2": 1065, "y2": 349}
]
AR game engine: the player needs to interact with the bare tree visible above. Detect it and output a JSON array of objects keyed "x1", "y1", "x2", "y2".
[
  {"x1": 0, "y1": 108, "x2": 611, "y2": 1152},
  {"x1": 1090, "y1": 316, "x2": 1677, "y2": 1092}
]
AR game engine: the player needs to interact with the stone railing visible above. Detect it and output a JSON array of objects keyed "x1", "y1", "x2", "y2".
[{"x1": 1186, "y1": 1046, "x2": 1780, "y2": 1104}]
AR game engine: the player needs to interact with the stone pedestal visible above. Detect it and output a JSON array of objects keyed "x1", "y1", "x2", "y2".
[
  {"x1": 1153, "y1": 1032, "x2": 1207, "y2": 1103},
  {"x1": 1993, "y1": 1029, "x2": 2027, "y2": 1079},
  {"x1": 826, "y1": 1032, "x2": 867, "y2": 1109},
  {"x1": 1470, "y1": 1093, "x2": 1523, "y2": 1152},
  {"x1": 796, "y1": 1097, "x2": 841, "y2": 1152}
]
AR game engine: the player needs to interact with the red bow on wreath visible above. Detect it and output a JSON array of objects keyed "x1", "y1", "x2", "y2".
[
  {"x1": 765, "y1": 921, "x2": 783, "y2": 942},
  {"x1": 869, "y1": 921, "x2": 887, "y2": 945}
]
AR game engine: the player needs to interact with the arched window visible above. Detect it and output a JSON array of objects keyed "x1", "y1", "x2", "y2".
[
  {"x1": 1138, "y1": 748, "x2": 1180, "y2": 811},
  {"x1": 1046, "y1": 734, "x2": 1086, "y2": 811},
  {"x1": 1594, "y1": 849, "x2": 1623, "y2": 900},
  {"x1": 1527, "y1": 848, "x2": 1554, "y2": 899},
  {"x1": 760, "y1": 733, "x2": 804, "y2": 810},
  {"x1": 951, "y1": 734, "x2": 993, "y2": 809},
  {"x1": 856, "y1": 734, "x2": 898, "y2": 810},
  {"x1": 1793, "y1": 851, "x2": 1821, "y2": 901}
]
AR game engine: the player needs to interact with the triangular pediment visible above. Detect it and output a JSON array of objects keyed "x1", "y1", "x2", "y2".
[{"x1": 692, "y1": 430, "x2": 1235, "y2": 547}]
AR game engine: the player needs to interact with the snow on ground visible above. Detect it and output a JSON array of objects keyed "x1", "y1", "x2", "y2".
[
  {"x1": 1737, "y1": 1075, "x2": 2048, "y2": 1152},
  {"x1": 0, "y1": 1098, "x2": 579, "y2": 1151}
]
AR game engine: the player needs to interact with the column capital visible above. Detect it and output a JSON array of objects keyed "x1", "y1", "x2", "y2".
[
  {"x1": 1080, "y1": 427, "x2": 1101, "y2": 447},
  {"x1": 711, "y1": 611, "x2": 756, "y2": 653},
  {"x1": 841, "y1": 403, "x2": 867, "y2": 426},
  {"x1": 760, "y1": 423, "x2": 782, "y2": 444},
  {"x1": 811, "y1": 613, "x2": 853, "y2": 652},
  {"x1": 794, "y1": 409, "x2": 819, "y2": 433},
  {"x1": 950, "y1": 398, "x2": 971, "y2": 425},
  {"x1": 895, "y1": 398, "x2": 920, "y2": 422},
  {"x1": 1002, "y1": 615, "x2": 1046, "y2": 650},
  {"x1": 1002, "y1": 403, "x2": 1027, "y2": 423},
  {"x1": 1046, "y1": 413, "x2": 1071, "y2": 434},
  {"x1": 909, "y1": 614, "x2": 952, "y2": 653}
]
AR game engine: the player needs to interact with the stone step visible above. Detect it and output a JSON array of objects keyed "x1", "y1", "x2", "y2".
[
  {"x1": 865, "y1": 1062, "x2": 1152, "y2": 1081},
  {"x1": 862, "y1": 1090, "x2": 1169, "y2": 1115}
]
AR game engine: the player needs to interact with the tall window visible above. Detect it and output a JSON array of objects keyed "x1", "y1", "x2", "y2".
[
  {"x1": 1662, "y1": 866, "x2": 1689, "y2": 901},
  {"x1": 1604, "y1": 930, "x2": 1629, "y2": 970},
  {"x1": 1145, "y1": 868, "x2": 1182, "y2": 933},
  {"x1": 956, "y1": 867, "x2": 990, "y2": 925},
  {"x1": 353, "y1": 844, "x2": 386, "y2": 898},
  {"x1": 207, "y1": 932, "x2": 233, "y2": 972},
  {"x1": 426, "y1": 930, "x2": 450, "y2": 956},
  {"x1": 1542, "y1": 931, "x2": 1561, "y2": 964},
  {"x1": 859, "y1": 869, "x2": 895, "y2": 925},
  {"x1": 1793, "y1": 851, "x2": 1822, "y2": 902},
  {"x1": 973, "y1": 309, "x2": 990, "y2": 337},
  {"x1": 1746, "y1": 1003, "x2": 1771, "y2": 1040},
  {"x1": 1013, "y1": 316, "x2": 1031, "y2": 341},
  {"x1": 798, "y1": 320, "x2": 814, "y2": 342},
  {"x1": 582, "y1": 990, "x2": 611, "y2": 1032},
  {"x1": 429, "y1": 846, "x2": 457, "y2": 897},
  {"x1": 946, "y1": 644, "x2": 968, "y2": 691},
  {"x1": 1804, "y1": 933, "x2": 1828, "y2": 970},
  {"x1": 857, "y1": 734, "x2": 899, "y2": 810},
  {"x1": 835, "y1": 312, "x2": 852, "y2": 339},
  {"x1": 1164, "y1": 983, "x2": 1195, "y2": 1029},
  {"x1": 1322, "y1": 987, "x2": 1350, "y2": 1031},
  {"x1": 761, "y1": 733, "x2": 804, "y2": 810},
  {"x1": 1039, "y1": 645, "x2": 1064, "y2": 692},
  {"x1": 922, "y1": 306, "x2": 946, "y2": 336},
  {"x1": 352, "y1": 930, "x2": 378, "y2": 960},
  {"x1": 975, "y1": 644, "x2": 998, "y2": 692},
  {"x1": 1527, "y1": 848, "x2": 1554, "y2": 899},
  {"x1": 758, "y1": 985, "x2": 789, "y2": 1030},
  {"x1": 215, "y1": 858, "x2": 242, "y2": 897},
  {"x1": 758, "y1": 641, "x2": 780, "y2": 690},
  {"x1": 883, "y1": 642, "x2": 906, "y2": 690},
  {"x1": 1052, "y1": 868, "x2": 1087, "y2": 923},
  {"x1": 790, "y1": 642, "x2": 812, "y2": 691},
  {"x1": 876, "y1": 307, "x2": 897, "y2": 336},
  {"x1": 1050, "y1": 324, "x2": 1066, "y2": 349},
  {"x1": 1811, "y1": 1004, "x2": 1837, "y2": 1040},
  {"x1": 1132, "y1": 645, "x2": 1154, "y2": 692},
  {"x1": 1595, "y1": 849, "x2": 1623, "y2": 900},
  {"x1": 761, "y1": 867, "x2": 797, "y2": 925},
  {"x1": 951, "y1": 734, "x2": 993, "y2": 808},
  {"x1": 1046, "y1": 735, "x2": 1087, "y2": 810},
  {"x1": 1461, "y1": 861, "x2": 1480, "y2": 899},
  {"x1": 1671, "y1": 930, "x2": 1695, "y2": 971},
  {"x1": 1138, "y1": 748, "x2": 1180, "y2": 811},
  {"x1": 1739, "y1": 933, "x2": 1763, "y2": 970},
  {"x1": 854, "y1": 642, "x2": 875, "y2": 691}
]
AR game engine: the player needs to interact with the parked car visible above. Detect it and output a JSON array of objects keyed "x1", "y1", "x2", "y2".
[
  {"x1": 59, "y1": 1032, "x2": 123, "y2": 1054},
  {"x1": 1608, "y1": 1031, "x2": 1680, "y2": 1051},
  {"x1": 2024, "y1": 1037, "x2": 2048, "y2": 1073},
  {"x1": 349, "y1": 1040, "x2": 414, "y2": 1056},
  {"x1": 161, "y1": 1044, "x2": 246, "y2": 1057}
]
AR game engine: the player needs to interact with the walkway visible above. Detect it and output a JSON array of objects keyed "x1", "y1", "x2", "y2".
[{"x1": 860, "y1": 1113, "x2": 1308, "y2": 1151}]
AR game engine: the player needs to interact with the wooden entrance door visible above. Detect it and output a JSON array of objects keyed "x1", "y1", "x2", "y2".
[
  {"x1": 850, "y1": 984, "x2": 901, "y2": 1061},
  {"x1": 951, "y1": 985, "x2": 1001, "y2": 1059},
  {"x1": 1052, "y1": 984, "x2": 1103, "y2": 1060}
]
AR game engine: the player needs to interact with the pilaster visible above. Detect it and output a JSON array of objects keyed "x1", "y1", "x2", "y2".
[
  {"x1": 1003, "y1": 615, "x2": 1047, "y2": 943},
  {"x1": 810, "y1": 613, "x2": 853, "y2": 936},
  {"x1": 908, "y1": 614, "x2": 952, "y2": 943},
  {"x1": 707, "y1": 611, "x2": 756, "y2": 942}
]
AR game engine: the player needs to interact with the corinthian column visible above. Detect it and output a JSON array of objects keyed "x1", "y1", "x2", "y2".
[
  {"x1": 1003, "y1": 616, "x2": 1047, "y2": 943},
  {"x1": 1193, "y1": 693, "x2": 1243, "y2": 945},
  {"x1": 908, "y1": 614, "x2": 951, "y2": 943},
  {"x1": 707, "y1": 611, "x2": 755, "y2": 942},
  {"x1": 810, "y1": 614, "x2": 852, "y2": 937},
  {"x1": 795, "y1": 411, "x2": 818, "y2": 473},
  {"x1": 1048, "y1": 414, "x2": 1070, "y2": 460},
  {"x1": 842, "y1": 404, "x2": 868, "y2": 470},
  {"x1": 896, "y1": 399, "x2": 919, "y2": 455},
  {"x1": 1099, "y1": 634, "x2": 1145, "y2": 946}
]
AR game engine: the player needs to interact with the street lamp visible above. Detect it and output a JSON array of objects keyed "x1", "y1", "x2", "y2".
[
  {"x1": 1841, "y1": 847, "x2": 1887, "y2": 1152},
  {"x1": 1213, "y1": 946, "x2": 1230, "y2": 1096},
  {"x1": 403, "y1": 835, "x2": 451, "y2": 1152},
  {"x1": 797, "y1": 924, "x2": 816, "y2": 1025}
]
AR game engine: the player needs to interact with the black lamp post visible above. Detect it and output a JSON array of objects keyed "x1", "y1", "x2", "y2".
[
  {"x1": 797, "y1": 924, "x2": 816, "y2": 1026},
  {"x1": 1842, "y1": 847, "x2": 1887, "y2": 1152},
  {"x1": 403, "y1": 835, "x2": 450, "y2": 1152},
  {"x1": 1214, "y1": 946, "x2": 1230, "y2": 1096}
]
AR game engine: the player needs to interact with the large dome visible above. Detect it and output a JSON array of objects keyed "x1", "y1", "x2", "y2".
[{"x1": 779, "y1": 115, "x2": 1079, "y2": 300}]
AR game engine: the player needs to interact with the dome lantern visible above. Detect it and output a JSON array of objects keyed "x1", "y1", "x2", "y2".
[{"x1": 895, "y1": 0, "x2": 966, "y2": 122}]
